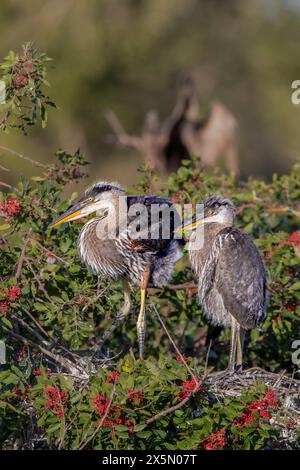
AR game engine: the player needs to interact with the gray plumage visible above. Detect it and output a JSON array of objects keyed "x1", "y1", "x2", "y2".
[
  {"x1": 50, "y1": 180, "x2": 183, "y2": 358},
  {"x1": 187, "y1": 195, "x2": 268, "y2": 371},
  {"x1": 78, "y1": 182, "x2": 183, "y2": 286}
]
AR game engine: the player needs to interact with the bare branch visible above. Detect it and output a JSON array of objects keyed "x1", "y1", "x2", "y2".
[
  {"x1": 30, "y1": 237, "x2": 69, "y2": 266},
  {"x1": 151, "y1": 302, "x2": 198, "y2": 384},
  {"x1": 77, "y1": 383, "x2": 117, "y2": 450},
  {"x1": 20, "y1": 305, "x2": 50, "y2": 339},
  {"x1": 146, "y1": 387, "x2": 198, "y2": 425},
  {"x1": 9, "y1": 331, "x2": 87, "y2": 377},
  {"x1": 14, "y1": 229, "x2": 32, "y2": 279},
  {"x1": 0, "y1": 163, "x2": 9, "y2": 172},
  {"x1": 105, "y1": 110, "x2": 144, "y2": 151},
  {"x1": 0, "y1": 180, "x2": 15, "y2": 190},
  {"x1": 0, "y1": 144, "x2": 48, "y2": 169},
  {"x1": 11, "y1": 313, "x2": 47, "y2": 344},
  {"x1": 25, "y1": 258, "x2": 53, "y2": 303}
]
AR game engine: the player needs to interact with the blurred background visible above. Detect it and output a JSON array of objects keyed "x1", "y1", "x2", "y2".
[{"x1": 1, "y1": 0, "x2": 300, "y2": 189}]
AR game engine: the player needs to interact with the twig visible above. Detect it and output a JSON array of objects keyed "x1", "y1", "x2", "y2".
[
  {"x1": 29, "y1": 237, "x2": 69, "y2": 266},
  {"x1": 143, "y1": 303, "x2": 211, "y2": 425},
  {"x1": 273, "y1": 369, "x2": 286, "y2": 389},
  {"x1": 20, "y1": 306, "x2": 50, "y2": 339},
  {"x1": 15, "y1": 229, "x2": 32, "y2": 279},
  {"x1": 151, "y1": 302, "x2": 198, "y2": 384},
  {"x1": 25, "y1": 258, "x2": 53, "y2": 303},
  {"x1": 266, "y1": 206, "x2": 300, "y2": 217},
  {"x1": 0, "y1": 163, "x2": 9, "y2": 172},
  {"x1": 167, "y1": 281, "x2": 196, "y2": 290},
  {"x1": 20, "y1": 304, "x2": 85, "y2": 362},
  {"x1": 146, "y1": 373, "x2": 208, "y2": 425},
  {"x1": 59, "y1": 394, "x2": 85, "y2": 450},
  {"x1": 9, "y1": 331, "x2": 87, "y2": 377},
  {"x1": 11, "y1": 314, "x2": 47, "y2": 344},
  {"x1": 105, "y1": 110, "x2": 143, "y2": 151},
  {"x1": 77, "y1": 383, "x2": 116, "y2": 450},
  {"x1": 204, "y1": 339, "x2": 212, "y2": 376},
  {"x1": 0, "y1": 144, "x2": 48, "y2": 169},
  {"x1": 0, "y1": 180, "x2": 15, "y2": 190},
  {"x1": 146, "y1": 395, "x2": 191, "y2": 425}
]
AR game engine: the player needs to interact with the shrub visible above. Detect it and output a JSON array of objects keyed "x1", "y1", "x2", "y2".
[{"x1": 0, "y1": 45, "x2": 299, "y2": 450}]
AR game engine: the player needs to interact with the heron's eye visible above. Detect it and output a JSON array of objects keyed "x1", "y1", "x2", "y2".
[{"x1": 85, "y1": 197, "x2": 93, "y2": 203}]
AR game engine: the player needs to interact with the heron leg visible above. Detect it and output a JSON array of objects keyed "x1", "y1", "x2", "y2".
[
  {"x1": 137, "y1": 269, "x2": 150, "y2": 360},
  {"x1": 236, "y1": 327, "x2": 246, "y2": 372},
  {"x1": 228, "y1": 315, "x2": 239, "y2": 372},
  {"x1": 94, "y1": 279, "x2": 131, "y2": 352}
]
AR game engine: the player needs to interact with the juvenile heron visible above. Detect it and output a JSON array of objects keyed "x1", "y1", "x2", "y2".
[
  {"x1": 180, "y1": 196, "x2": 267, "y2": 372},
  {"x1": 49, "y1": 181, "x2": 182, "y2": 358}
]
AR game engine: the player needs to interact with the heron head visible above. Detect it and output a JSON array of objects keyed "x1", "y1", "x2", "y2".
[
  {"x1": 178, "y1": 196, "x2": 235, "y2": 235},
  {"x1": 202, "y1": 196, "x2": 235, "y2": 222},
  {"x1": 48, "y1": 181, "x2": 124, "y2": 229}
]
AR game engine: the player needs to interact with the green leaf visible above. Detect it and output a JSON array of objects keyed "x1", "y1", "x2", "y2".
[
  {"x1": 0, "y1": 223, "x2": 11, "y2": 231},
  {"x1": 289, "y1": 282, "x2": 300, "y2": 291}
]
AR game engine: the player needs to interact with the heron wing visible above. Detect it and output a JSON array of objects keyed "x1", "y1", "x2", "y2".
[
  {"x1": 125, "y1": 195, "x2": 181, "y2": 253},
  {"x1": 203, "y1": 227, "x2": 267, "y2": 328}
]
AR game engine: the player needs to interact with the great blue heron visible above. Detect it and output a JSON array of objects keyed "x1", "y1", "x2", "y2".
[
  {"x1": 49, "y1": 181, "x2": 182, "y2": 358},
  {"x1": 179, "y1": 196, "x2": 267, "y2": 372}
]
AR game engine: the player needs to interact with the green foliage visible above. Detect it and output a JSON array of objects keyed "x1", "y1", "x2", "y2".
[
  {"x1": 0, "y1": 356, "x2": 288, "y2": 450},
  {"x1": 0, "y1": 44, "x2": 300, "y2": 450},
  {"x1": 0, "y1": 151, "x2": 299, "y2": 449},
  {"x1": 0, "y1": 42, "x2": 55, "y2": 133}
]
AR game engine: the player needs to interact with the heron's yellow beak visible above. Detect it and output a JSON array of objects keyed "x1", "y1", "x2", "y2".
[
  {"x1": 48, "y1": 198, "x2": 96, "y2": 228},
  {"x1": 176, "y1": 217, "x2": 204, "y2": 237}
]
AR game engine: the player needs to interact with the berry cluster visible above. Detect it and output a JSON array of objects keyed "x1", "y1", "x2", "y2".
[
  {"x1": 44, "y1": 385, "x2": 68, "y2": 419},
  {"x1": 127, "y1": 389, "x2": 143, "y2": 405},
  {"x1": 75, "y1": 297, "x2": 88, "y2": 306},
  {"x1": 13, "y1": 385, "x2": 33, "y2": 404},
  {"x1": 13, "y1": 61, "x2": 32, "y2": 89},
  {"x1": 175, "y1": 353, "x2": 188, "y2": 364},
  {"x1": 33, "y1": 368, "x2": 52, "y2": 377},
  {"x1": 105, "y1": 371, "x2": 120, "y2": 383},
  {"x1": 179, "y1": 378, "x2": 204, "y2": 400},
  {"x1": 288, "y1": 230, "x2": 300, "y2": 246},
  {"x1": 235, "y1": 390, "x2": 278, "y2": 429},
  {"x1": 92, "y1": 395, "x2": 134, "y2": 432},
  {"x1": 0, "y1": 197, "x2": 21, "y2": 217},
  {"x1": 267, "y1": 230, "x2": 300, "y2": 258},
  {"x1": 0, "y1": 286, "x2": 22, "y2": 315},
  {"x1": 201, "y1": 390, "x2": 278, "y2": 450},
  {"x1": 16, "y1": 347, "x2": 26, "y2": 362},
  {"x1": 202, "y1": 429, "x2": 226, "y2": 451}
]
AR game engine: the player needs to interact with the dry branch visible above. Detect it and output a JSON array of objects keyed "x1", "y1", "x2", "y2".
[
  {"x1": 10, "y1": 331, "x2": 90, "y2": 378},
  {"x1": 14, "y1": 229, "x2": 32, "y2": 279},
  {"x1": 106, "y1": 76, "x2": 240, "y2": 175},
  {"x1": 0, "y1": 144, "x2": 48, "y2": 169}
]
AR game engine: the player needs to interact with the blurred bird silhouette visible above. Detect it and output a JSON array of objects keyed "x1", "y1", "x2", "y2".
[
  {"x1": 179, "y1": 196, "x2": 267, "y2": 372},
  {"x1": 49, "y1": 181, "x2": 183, "y2": 358}
]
